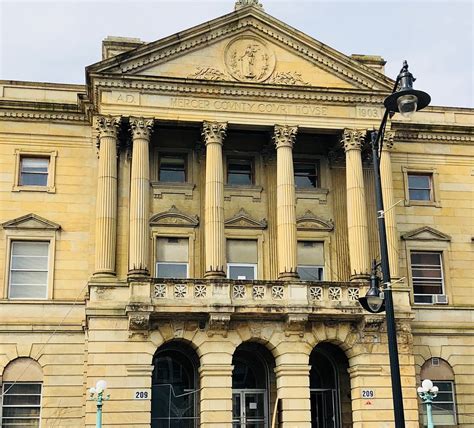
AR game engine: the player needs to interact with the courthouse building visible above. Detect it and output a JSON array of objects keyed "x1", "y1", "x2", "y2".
[{"x1": 0, "y1": 1, "x2": 473, "y2": 427}]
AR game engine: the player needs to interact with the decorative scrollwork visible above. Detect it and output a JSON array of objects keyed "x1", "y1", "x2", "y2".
[
  {"x1": 329, "y1": 287, "x2": 342, "y2": 301},
  {"x1": 269, "y1": 71, "x2": 309, "y2": 86},
  {"x1": 272, "y1": 285, "x2": 284, "y2": 300},
  {"x1": 174, "y1": 284, "x2": 187, "y2": 298},
  {"x1": 130, "y1": 117, "x2": 154, "y2": 140},
  {"x1": 253, "y1": 285, "x2": 265, "y2": 299},
  {"x1": 233, "y1": 284, "x2": 246, "y2": 299},
  {"x1": 154, "y1": 284, "x2": 167, "y2": 298},
  {"x1": 189, "y1": 66, "x2": 228, "y2": 81},
  {"x1": 341, "y1": 129, "x2": 366, "y2": 152},
  {"x1": 202, "y1": 121, "x2": 227, "y2": 145},
  {"x1": 273, "y1": 124, "x2": 298, "y2": 149}
]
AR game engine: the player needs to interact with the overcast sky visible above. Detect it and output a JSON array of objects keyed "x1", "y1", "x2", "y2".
[{"x1": 0, "y1": 0, "x2": 472, "y2": 108}]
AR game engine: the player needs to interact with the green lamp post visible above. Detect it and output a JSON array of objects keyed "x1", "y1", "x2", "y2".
[
  {"x1": 418, "y1": 379, "x2": 439, "y2": 428},
  {"x1": 90, "y1": 379, "x2": 109, "y2": 428}
]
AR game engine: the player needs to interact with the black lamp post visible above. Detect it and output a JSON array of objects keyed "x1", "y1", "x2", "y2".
[{"x1": 358, "y1": 61, "x2": 431, "y2": 428}]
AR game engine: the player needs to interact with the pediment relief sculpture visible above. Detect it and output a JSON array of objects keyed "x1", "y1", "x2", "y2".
[
  {"x1": 225, "y1": 208, "x2": 267, "y2": 229},
  {"x1": 150, "y1": 205, "x2": 199, "y2": 228},
  {"x1": 1, "y1": 213, "x2": 61, "y2": 230},
  {"x1": 296, "y1": 211, "x2": 334, "y2": 231},
  {"x1": 401, "y1": 226, "x2": 451, "y2": 242}
]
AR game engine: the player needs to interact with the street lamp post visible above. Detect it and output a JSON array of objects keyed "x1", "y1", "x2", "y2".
[
  {"x1": 418, "y1": 379, "x2": 439, "y2": 428},
  {"x1": 358, "y1": 61, "x2": 431, "y2": 428},
  {"x1": 90, "y1": 379, "x2": 109, "y2": 428}
]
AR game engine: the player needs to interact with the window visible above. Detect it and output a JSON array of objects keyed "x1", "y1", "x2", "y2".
[
  {"x1": 9, "y1": 241, "x2": 49, "y2": 299},
  {"x1": 227, "y1": 158, "x2": 253, "y2": 186},
  {"x1": 411, "y1": 251, "x2": 445, "y2": 304},
  {"x1": 227, "y1": 239, "x2": 257, "y2": 280},
  {"x1": 420, "y1": 358, "x2": 457, "y2": 426},
  {"x1": 156, "y1": 237, "x2": 189, "y2": 278},
  {"x1": 158, "y1": 154, "x2": 186, "y2": 183},
  {"x1": 297, "y1": 241, "x2": 324, "y2": 281},
  {"x1": 20, "y1": 157, "x2": 49, "y2": 187},
  {"x1": 408, "y1": 173, "x2": 432, "y2": 201},
  {"x1": 1, "y1": 358, "x2": 43, "y2": 428},
  {"x1": 294, "y1": 161, "x2": 320, "y2": 188}
]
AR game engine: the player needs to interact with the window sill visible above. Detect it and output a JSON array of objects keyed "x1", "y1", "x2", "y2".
[
  {"x1": 296, "y1": 187, "x2": 329, "y2": 203},
  {"x1": 224, "y1": 185, "x2": 263, "y2": 202},
  {"x1": 405, "y1": 199, "x2": 441, "y2": 208},
  {"x1": 152, "y1": 181, "x2": 195, "y2": 200},
  {"x1": 12, "y1": 185, "x2": 55, "y2": 193}
]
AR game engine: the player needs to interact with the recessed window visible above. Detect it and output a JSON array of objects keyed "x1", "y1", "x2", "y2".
[
  {"x1": 1, "y1": 382, "x2": 42, "y2": 427},
  {"x1": 159, "y1": 154, "x2": 186, "y2": 183},
  {"x1": 156, "y1": 237, "x2": 189, "y2": 278},
  {"x1": 411, "y1": 251, "x2": 445, "y2": 304},
  {"x1": 227, "y1": 239, "x2": 257, "y2": 280},
  {"x1": 294, "y1": 161, "x2": 320, "y2": 188},
  {"x1": 9, "y1": 241, "x2": 49, "y2": 299},
  {"x1": 227, "y1": 158, "x2": 253, "y2": 186},
  {"x1": 20, "y1": 157, "x2": 49, "y2": 186},
  {"x1": 297, "y1": 241, "x2": 324, "y2": 281},
  {"x1": 408, "y1": 173, "x2": 432, "y2": 201},
  {"x1": 421, "y1": 381, "x2": 457, "y2": 426}
]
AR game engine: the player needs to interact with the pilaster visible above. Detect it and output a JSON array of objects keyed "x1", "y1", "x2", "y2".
[
  {"x1": 273, "y1": 124, "x2": 299, "y2": 280},
  {"x1": 380, "y1": 131, "x2": 399, "y2": 279},
  {"x1": 129, "y1": 117, "x2": 154, "y2": 277},
  {"x1": 202, "y1": 121, "x2": 227, "y2": 278},
  {"x1": 342, "y1": 129, "x2": 370, "y2": 279},
  {"x1": 94, "y1": 115, "x2": 120, "y2": 276}
]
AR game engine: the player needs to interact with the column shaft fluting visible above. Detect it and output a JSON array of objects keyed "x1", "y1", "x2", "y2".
[
  {"x1": 274, "y1": 125, "x2": 298, "y2": 280},
  {"x1": 202, "y1": 121, "x2": 227, "y2": 278},
  {"x1": 94, "y1": 116, "x2": 120, "y2": 276},
  {"x1": 380, "y1": 132, "x2": 399, "y2": 278},
  {"x1": 342, "y1": 129, "x2": 370, "y2": 278},
  {"x1": 129, "y1": 117, "x2": 153, "y2": 275}
]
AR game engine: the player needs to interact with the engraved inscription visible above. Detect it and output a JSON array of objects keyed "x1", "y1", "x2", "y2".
[
  {"x1": 169, "y1": 97, "x2": 329, "y2": 116},
  {"x1": 356, "y1": 106, "x2": 382, "y2": 119},
  {"x1": 111, "y1": 91, "x2": 140, "y2": 105}
]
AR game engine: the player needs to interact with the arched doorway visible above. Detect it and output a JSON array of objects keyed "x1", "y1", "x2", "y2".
[
  {"x1": 151, "y1": 342, "x2": 200, "y2": 428},
  {"x1": 310, "y1": 343, "x2": 352, "y2": 428},
  {"x1": 232, "y1": 342, "x2": 276, "y2": 428}
]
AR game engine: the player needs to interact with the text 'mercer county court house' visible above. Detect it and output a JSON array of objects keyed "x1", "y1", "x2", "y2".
[{"x1": 0, "y1": 0, "x2": 473, "y2": 427}]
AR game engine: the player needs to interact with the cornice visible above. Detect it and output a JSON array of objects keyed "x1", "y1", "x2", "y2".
[
  {"x1": 395, "y1": 130, "x2": 474, "y2": 144},
  {"x1": 91, "y1": 75, "x2": 388, "y2": 107},
  {"x1": 0, "y1": 109, "x2": 87, "y2": 123},
  {"x1": 0, "y1": 100, "x2": 87, "y2": 123}
]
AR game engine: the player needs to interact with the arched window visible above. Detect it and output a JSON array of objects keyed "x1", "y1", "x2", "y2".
[
  {"x1": 151, "y1": 342, "x2": 199, "y2": 428},
  {"x1": 1, "y1": 357, "x2": 43, "y2": 427},
  {"x1": 420, "y1": 358, "x2": 457, "y2": 426},
  {"x1": 309, "y1": 343, "x2": 352, "y2": 428},
  {"x1": 232, "y1": 342, "x2": 276, "y2": 428}
]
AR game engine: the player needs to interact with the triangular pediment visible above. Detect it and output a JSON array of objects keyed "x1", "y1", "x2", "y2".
[
  {"x1": 225, "y1": 208, "x2": 267, "y2": 229},
  {"x1": 296, "y1": 210, "x2": 334, "y2": 231},
  {"x1": 150, "y1": 205, "x2": 199, "y2": 228},
  {"x1": 87, "y1": 7, "x2": 392, "y2": 91},
  {"x1": 1, "y1": 213, "x2": 61, "y2": 230},
  {"x1": 401, "y1": 226, "x2": 451, "y2": 242}
]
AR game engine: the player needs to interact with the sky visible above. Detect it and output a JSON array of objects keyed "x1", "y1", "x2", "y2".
[{"x1": 0, "y1": 0, "x2": 472, "y2": 108}]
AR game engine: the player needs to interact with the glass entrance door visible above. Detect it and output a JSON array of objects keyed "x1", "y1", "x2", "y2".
[
  {"x1": 310, "y1": 388, "x2": 338, "y2": 428},
  {"x1": 232, "y1": 389, "x2": 267, "y2": 428}
]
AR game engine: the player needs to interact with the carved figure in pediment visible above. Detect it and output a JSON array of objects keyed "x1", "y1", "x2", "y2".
[{"x1": 225, "y1": 36, "x2": 275, "y2": 83}]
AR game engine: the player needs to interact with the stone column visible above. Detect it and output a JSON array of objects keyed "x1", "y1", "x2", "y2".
[
  {"x1": 274, "y1": 125, "x2": 299, "y2": 280},
  {"x1": 342, "y1": 129, "x2": 370, "y2": 279},
  {"x1": 380, "y1": 132, "x2": 400, "y2": 279},
  {"x1": 94, "y1": 115, "x2": 121, "y2": 276},
  {"x1": 128, "y1": 117, "x2": 154, "y2": 276},
  {"x1": 202, "y1": 121, "x2": 227, "y2": 278}
]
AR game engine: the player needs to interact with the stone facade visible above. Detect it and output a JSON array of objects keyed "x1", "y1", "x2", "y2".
[{"x1": 0, "y1": 2, "x2": 473, "y2": 428}]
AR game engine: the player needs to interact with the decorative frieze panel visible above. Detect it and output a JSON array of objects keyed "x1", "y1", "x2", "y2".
[
  {"x1": 296, "y1": 210, "x2": 334, "y2": 231},
  {"x1": 224, "y1": 208, "x2": 267, "y2": 229},
  {"x1": 149, "y1": 205, "x2": 199, "y2": 228}
]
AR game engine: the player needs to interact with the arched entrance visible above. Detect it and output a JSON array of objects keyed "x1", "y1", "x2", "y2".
[
  {"x1": 232, "y1": 342, "x2": 276, "y2": 428},
  {"x1": 151, "y1": 341, "x2": 200, "y2": 428},
  {"x1": 310, "y1": 343, "x2": 352, "y2": 428}
]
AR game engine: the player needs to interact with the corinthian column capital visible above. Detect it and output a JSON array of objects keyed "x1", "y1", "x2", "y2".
[
  {"x1": 202, "y1": 121, "x2": 227, "y2": 145},
  {"x1": 130, "y1": 117, "x2": 154, "y2": 140},
  {"x1": 96, "y1": 115, "x2": 121, "y2": 139},
  {"x1": 382, "y1": 131, "x2": 395, "y2": 151},
  {"x1": 273, "y1": 124, "x2": 298, "y2": 149},
  {"x1": 341, "y1": 129, "x2": 366, "y2": 152}
]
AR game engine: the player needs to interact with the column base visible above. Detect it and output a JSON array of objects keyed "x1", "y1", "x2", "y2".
[
  {"x1": 278, "y1": 271, "x2": 299, "y2": 281},
  {"x1": 350, "y1": 273, "x2": 370, "y2": 282},
  {"x1": 93, "y1": 270, "x2": 116, "y2": 278},
  {"x1": 128, "y1": 269, "x2": 150, "y2": 280},
  {"x1": 204, "y1": 270, "x2": 226, "y2": 279}
]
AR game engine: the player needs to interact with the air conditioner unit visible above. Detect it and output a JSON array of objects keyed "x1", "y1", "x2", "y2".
[{"x1": 433, "y1": 294, "x2": 448, "y2": 304}]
